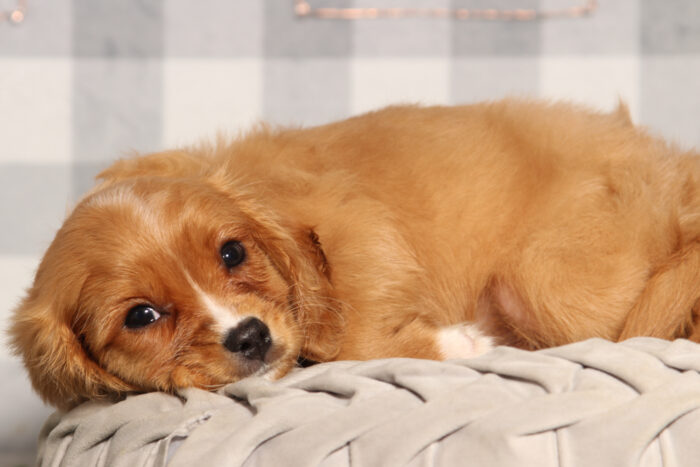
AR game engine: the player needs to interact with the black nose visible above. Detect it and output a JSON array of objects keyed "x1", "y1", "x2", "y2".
[{"x1": 223, "y1": 317, "x2": 272, "y2": 361}]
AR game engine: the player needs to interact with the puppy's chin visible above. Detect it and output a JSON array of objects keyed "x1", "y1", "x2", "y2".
[
  {"x1": 167, "y1": 351, "x2": 296, "y2": 394},
  {"x1": 256, "y1": 355, "x2": 301, "y2": 382},
  {"x1": 236, "y1": 341, "x2": 295, "y2": 379}
]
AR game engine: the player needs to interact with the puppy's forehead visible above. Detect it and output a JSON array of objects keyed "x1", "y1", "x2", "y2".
[
  {"x1": 74, "y1": 180, "x2": 248, "y2": 282},
  {"x1": 85, "y1": 183, "x2": 165, "y2": 226},
  {"x1": 82, "y1": 179, "x2": 241, "y2": 228}
]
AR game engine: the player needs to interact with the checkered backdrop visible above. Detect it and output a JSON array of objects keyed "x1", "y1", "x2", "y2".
[{"x1": 1, "y1": 0, "x2": 699, "y2": 463}]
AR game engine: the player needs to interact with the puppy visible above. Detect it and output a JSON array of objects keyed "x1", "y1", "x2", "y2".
[{"x1": 10, "y1": 99, "x2": 700, "y2": 410}]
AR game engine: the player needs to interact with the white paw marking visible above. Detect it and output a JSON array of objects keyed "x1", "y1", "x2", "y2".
[{"x1": 438, "y1": 323, "x2": 494, "y2": 360}]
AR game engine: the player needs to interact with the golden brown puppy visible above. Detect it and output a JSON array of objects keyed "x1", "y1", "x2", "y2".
[{"x1": 10, "y1": 99, "x2": 700, "y2": 410}]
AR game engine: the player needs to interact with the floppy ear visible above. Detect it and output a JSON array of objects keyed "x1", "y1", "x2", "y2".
[
  {"x1": 9, "y1": 292, "x2": 134, "y2": 411},
  {"x1": 97, "y1": 150, "x2": 210, "y2": 185},
  {"x1": 239, "y1": 203, "x2": 344, "y2": 361},
  {"x1": 288, "y1": 227, "x2": 345, "y2": 361},
  {"x1": 262, "y1": 226, "x2": 343, "y2": 361},
  {"x1": 305, "y1": 229, "x2": 332, "y2": 281}
]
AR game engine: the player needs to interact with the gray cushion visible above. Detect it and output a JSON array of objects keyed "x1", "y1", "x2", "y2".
[{"x1": 38, "y1": 338, "x2": 700, "y2": 466}]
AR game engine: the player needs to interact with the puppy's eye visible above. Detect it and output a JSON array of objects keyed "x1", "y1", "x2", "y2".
[
  {"x1": 220, "y1": 241, "x2": 246, "y2": 269},
  {"x1": 125, "y1": 305, "x2": 162, "y2": 329}
]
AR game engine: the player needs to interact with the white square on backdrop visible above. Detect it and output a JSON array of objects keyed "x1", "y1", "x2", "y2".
[
  {"x1": 163, "y1": 59, "x2": 263, "y2": 147},
  {"x1": 540, "y1": 56, "x2": 640, "y2": 120},
  {"x1": 351, "y1": 58, "x2": 449, "y2": 115},
  {"x1": 451, "y1": 57, "x2": 540, "y2": 104},
  {"x1": 0, "y1": 59, "x2": 72, "y2": 163}
]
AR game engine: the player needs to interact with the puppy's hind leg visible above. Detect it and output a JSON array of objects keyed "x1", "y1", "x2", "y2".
[
  {"x1": 437, "y1": 323, "x2": 494, "y2": 359},
  {"x1": 351, "y1": 316, "x2": 494, "y2": 361},
  {"x1": 619, "y1": 242, "x2": 700, "y2": 342}
]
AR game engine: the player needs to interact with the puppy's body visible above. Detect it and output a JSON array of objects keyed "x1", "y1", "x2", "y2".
[{"x1": 11, "y1": 99, "x2": 700, "y2": 409}]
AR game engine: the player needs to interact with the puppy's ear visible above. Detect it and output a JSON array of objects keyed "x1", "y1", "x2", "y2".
[
  {"x1": 291, "y1": 228, "x2": 343, "y2": 361},
  {"x1": 97, "y1": 150, "x2": 209, "y2": 184},
  {"x1": 268, "y1": 227, "x2": 343, "y2": 361},
  {"x1": 305, "y1": 229, "x2": 331, "y2": 280},
  {"x1": 9, "y1": 292, "x2": 133, "y2": 411},
  {"x1": 241, "y1": 207, "x2": 343, "y2": 361}
]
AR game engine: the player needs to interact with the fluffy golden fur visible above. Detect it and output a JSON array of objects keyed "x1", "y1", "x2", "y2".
[{"x1": 10, "y1": 99, "x2": 700, "y2": 410}]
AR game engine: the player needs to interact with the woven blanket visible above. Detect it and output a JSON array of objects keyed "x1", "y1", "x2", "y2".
[{"x1": 37, "y1": 338, "x2": 700, "y2": 467}]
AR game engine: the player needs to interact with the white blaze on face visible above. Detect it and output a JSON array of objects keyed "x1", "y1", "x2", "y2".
[
  {"x1": 198, "y1": 290, "x2": 244, "y2": 335},
  {"x1": 438, "y1": 323, "x2": 494, "y2": 360},
  {"x1": 185, "y1": 273, "x2": 243, "y2": 336}
]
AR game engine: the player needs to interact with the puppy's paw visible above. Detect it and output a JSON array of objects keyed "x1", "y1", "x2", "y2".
[{"x1": 438, "y1": 323, "x2": 493, "y2": 360}]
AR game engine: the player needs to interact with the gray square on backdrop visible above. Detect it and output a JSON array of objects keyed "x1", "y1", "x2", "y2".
[
  {"x1": 641, "y1": 0, "x2": 700, "y2": 54},
  {"x1": 451, "y1": 57, "x2": 539, "y2": 103},
  {"x1": 74, "y1": 0, "x2": 163, "y2": 57},
  {"x1": 264, "y1": 59, "x2": 349, "y2": 126},
  {"x1": 540, "y1": 0, "x2": 638, "y2": 55},
  {"x1": 640, "y1": 56, "x2": 700, "y2": 149},
  {"x1": 451, "y1": 0, "x2": 540, "y2": 56},
  {"x1": 0, "y1": 164, "x2": 70, "y2": 255},
  {"x1": 0, "y1": 0, "x2": 72, "y2": 56},
  {"x1": 74, "y1": 59, "x2": 162, "y2": 163},
  {"x1": 164, "y1": 0, "x2": 263, "y2": 57},
  {"x1": 264, "y1": 0, "x2": 352, "y2": 58},
  {"x1": 72, "y1": 162, "x2": 112, "y2": 201},
  {"x1": 353, "y1": 0, "x2": 451, "y2": 57}
]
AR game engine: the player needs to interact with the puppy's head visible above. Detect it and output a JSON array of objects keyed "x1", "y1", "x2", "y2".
[{"x1": 9, "y1": 155, "x2": 340, "y2": 410}]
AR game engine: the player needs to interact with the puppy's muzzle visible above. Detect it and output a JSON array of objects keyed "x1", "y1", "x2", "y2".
[{"x1": 223, "y1": 317, "x2": 272, "y2": 361}]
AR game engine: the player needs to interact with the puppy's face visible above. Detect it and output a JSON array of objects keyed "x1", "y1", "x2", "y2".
[{"x1": 10, "y1": 175, "x2": 337, "y2": 409}]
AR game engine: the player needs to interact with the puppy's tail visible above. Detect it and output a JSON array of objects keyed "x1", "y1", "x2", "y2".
[
  {"x1": 613, "y1": 97, "x2": 634, "y2": 127},
  {"x1": 619, "y1": 242, "x2": 700, "y2": 342}
]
